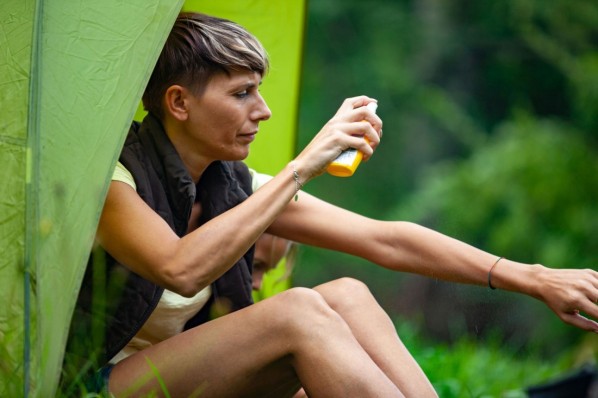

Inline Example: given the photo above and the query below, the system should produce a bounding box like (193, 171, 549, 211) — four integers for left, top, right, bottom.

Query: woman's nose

(253, 94, 272, 121)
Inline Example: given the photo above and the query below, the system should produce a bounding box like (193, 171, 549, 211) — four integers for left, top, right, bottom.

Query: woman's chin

(222, 147, 250, 162)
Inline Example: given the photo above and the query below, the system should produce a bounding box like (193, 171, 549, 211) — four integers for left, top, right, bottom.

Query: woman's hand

(533, 266, 598, 332)
(293, 95, 383, 182)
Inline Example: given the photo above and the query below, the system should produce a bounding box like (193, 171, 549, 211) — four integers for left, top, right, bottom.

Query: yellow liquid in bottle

(326, 138, 369, 177)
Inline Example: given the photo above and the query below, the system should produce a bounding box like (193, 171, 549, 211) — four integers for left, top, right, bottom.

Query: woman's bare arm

(97, 165, 298, 297)
(269, 191, 598, 332)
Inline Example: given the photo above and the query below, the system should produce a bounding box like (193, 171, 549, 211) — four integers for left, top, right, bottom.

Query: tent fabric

(0, 2, 35, 397)
(0, 0, 305, 396)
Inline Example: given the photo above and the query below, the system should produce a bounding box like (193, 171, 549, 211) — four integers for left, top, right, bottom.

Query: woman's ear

(164, 85, 189, 121)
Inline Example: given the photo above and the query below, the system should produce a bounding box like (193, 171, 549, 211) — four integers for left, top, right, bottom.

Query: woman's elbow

(161, 262, 209, 298)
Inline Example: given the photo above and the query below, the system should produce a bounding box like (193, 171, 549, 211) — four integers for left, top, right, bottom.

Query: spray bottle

(326, 101, 378, 177)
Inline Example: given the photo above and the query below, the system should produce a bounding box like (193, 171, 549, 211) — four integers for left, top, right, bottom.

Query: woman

(67, 12, 598, 398)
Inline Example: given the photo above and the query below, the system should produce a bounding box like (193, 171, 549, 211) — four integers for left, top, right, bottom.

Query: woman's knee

(314, 277, 374, 311)
(267, 287, 349, 338)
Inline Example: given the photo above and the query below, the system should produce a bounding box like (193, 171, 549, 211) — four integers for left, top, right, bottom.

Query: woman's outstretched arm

(268, 190, 598, 332)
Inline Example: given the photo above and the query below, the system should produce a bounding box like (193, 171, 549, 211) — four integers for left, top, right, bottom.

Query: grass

(395, 318, 596, 398)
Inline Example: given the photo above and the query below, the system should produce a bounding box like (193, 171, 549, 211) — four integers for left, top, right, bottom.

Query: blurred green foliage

(294, 0, 598, 359)
(252, 258, 292, 302)
(396, 316, 592, 397)
(394, 115, 598, 269)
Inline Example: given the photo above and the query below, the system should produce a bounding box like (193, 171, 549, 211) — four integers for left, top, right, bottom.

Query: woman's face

(183, 69, 272, 163)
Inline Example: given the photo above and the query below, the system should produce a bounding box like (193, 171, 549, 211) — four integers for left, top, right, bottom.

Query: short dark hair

(142, 12, 269, 118)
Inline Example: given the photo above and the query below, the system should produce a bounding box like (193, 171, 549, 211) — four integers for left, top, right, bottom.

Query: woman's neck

(164, 119, 212, 183)
(175, 143, 212, 183)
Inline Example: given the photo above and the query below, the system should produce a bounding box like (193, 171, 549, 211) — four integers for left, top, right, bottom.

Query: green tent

(0, 0, 305, 396)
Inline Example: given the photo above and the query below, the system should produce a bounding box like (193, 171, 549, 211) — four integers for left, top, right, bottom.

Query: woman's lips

(238, 131, 257, 142)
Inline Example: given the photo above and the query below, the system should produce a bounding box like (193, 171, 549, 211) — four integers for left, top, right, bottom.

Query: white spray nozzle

(366, 102, 378, 113)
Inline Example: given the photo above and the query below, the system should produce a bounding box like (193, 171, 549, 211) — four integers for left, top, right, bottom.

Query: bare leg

(314, 278, 438, 398)
(108, 287, 404, 398)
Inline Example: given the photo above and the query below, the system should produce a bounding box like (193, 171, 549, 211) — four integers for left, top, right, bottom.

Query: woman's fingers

(295, 96, 383, 179)
(560, 311, 598, 333)
(334, 95, 375, 116)
(541, 268, 598, 332)
(334, 97, 383, 134)
(331, 97, 383, 151)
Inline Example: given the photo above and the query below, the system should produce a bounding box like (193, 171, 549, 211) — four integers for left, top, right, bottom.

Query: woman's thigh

(107, 288, 318, 398)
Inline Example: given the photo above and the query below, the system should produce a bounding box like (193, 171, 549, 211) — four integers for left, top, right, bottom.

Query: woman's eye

(235, 90, 249, 98)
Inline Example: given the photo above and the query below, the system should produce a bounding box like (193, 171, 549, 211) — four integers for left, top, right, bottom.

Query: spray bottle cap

(366, 102, 378, 113)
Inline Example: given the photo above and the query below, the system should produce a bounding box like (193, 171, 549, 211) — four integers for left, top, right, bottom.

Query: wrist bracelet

(292, 166, 303, 202)
(487, 257, 504, 290)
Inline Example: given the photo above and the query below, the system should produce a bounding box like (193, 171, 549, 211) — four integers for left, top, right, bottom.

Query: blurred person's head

(252, 233, 297, 291)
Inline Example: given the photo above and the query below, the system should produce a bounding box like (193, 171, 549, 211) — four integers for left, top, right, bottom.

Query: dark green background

(294, 0, 598, 358)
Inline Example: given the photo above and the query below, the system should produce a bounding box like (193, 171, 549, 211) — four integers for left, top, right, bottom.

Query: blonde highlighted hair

(143, 12, 269, 118)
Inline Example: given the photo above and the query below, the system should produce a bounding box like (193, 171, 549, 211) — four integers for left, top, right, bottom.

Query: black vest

(65, 114, 255, 378)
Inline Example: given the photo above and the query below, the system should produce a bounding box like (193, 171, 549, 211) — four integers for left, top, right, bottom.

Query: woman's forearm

(272, 195, 542, 297)
(370, 221, 542, 297)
